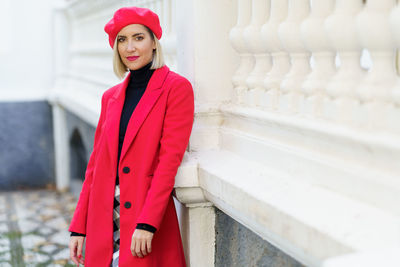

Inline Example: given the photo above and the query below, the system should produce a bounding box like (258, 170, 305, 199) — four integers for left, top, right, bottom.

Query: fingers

(141, 238, 147, 256)
(69, 237, 85, 266)
(77, 238, 85, 264)
(146, 238, 152, 254)
(131, 238, 138, 257)
(69, 238, 80, 266)
(131, 229, 153, 258)
(131, 238, 142, 258)
(135, 238, 143, 258)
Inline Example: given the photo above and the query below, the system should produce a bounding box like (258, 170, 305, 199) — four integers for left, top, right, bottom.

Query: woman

(68, 6, 194, 267)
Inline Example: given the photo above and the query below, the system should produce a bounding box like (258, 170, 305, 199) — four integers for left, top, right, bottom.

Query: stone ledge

(191, 149, 400, 267)
(219, 103, 400, 216)
(321, 246, 400, 267)
(48, 89, 101, 127)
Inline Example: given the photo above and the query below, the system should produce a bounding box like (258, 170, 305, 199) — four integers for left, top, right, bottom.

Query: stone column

(52, 104, 70, 192)
(49, 1, 70, 191)
(173, 157, 216, 267)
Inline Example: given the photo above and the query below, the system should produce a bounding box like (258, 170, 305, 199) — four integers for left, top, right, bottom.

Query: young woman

(68, 6, 194, 267)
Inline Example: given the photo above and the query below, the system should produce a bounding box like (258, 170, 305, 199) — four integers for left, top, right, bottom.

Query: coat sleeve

(68, 92, 108, 235)
(135, 78, 195, 230)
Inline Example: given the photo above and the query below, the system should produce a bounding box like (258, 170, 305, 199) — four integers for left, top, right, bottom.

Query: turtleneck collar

(128, 61, 154, 89)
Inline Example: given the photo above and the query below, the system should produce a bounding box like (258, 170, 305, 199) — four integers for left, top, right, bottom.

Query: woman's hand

(69, 236, 85, 266)
(131, 229, 154, 258)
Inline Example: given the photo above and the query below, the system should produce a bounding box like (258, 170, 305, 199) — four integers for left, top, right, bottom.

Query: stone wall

(0, 101, 54, 190)
(215, 208, 304, 267)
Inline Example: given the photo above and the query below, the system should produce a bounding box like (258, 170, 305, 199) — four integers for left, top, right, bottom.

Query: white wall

(0, 0, 54, 101)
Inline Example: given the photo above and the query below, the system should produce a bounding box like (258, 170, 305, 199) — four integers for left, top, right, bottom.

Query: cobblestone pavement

(0, 189, 78, 267)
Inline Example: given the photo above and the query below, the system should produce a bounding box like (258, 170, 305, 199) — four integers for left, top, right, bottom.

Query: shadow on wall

(70, 128, 87, 183)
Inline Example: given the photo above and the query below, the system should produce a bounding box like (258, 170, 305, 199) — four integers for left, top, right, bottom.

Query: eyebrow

(117, 33, 145, 38)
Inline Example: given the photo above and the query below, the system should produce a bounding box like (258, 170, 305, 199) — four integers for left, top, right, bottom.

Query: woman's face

(117, 24, 156, 70)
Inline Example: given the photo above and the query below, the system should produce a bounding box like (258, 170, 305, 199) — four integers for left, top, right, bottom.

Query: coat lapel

(104, 65, 170, 170)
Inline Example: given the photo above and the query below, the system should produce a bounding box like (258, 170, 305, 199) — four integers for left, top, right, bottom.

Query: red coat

(68, 65, 194, 267)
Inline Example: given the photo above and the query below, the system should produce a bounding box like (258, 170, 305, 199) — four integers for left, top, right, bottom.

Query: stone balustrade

(230, 0, 400, 131)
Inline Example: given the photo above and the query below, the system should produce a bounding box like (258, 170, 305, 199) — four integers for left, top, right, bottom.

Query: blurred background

(1, 0, 400, 266)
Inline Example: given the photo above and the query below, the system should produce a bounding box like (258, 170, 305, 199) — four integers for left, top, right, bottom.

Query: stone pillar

(49, 0, 70, 192)
(52, 104, 70, 191)
(173, 157, 216, 267)
(177, 0, 237, 151)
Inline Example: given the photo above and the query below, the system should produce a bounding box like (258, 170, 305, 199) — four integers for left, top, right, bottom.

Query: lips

(127, 56, 139, 61)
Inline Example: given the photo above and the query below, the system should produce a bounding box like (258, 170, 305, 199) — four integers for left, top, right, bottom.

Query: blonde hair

(113, 27, 165, 80)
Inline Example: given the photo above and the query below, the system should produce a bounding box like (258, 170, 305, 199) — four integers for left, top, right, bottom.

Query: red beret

(104, 6, 162, 49)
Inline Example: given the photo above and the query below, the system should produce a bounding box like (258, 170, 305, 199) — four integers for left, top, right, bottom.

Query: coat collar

(105, 64, 170, 169)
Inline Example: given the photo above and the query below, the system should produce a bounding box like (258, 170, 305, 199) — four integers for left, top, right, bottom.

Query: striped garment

(111, 175, 120, 267)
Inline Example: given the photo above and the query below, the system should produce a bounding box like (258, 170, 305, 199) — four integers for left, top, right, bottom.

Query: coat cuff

(70, 231, 86, 237)
(136, 223, 157, 233)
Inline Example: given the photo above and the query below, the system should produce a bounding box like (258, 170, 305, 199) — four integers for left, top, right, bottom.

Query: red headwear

(104, 6, 162, 49)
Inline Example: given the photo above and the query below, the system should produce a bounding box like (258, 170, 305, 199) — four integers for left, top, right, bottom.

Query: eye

(117, 37, 125, 42)
(136, 36, 144, 41)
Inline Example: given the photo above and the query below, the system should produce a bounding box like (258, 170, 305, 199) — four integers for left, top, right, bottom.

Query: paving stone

(39, 208, 62, 218)
(0, 233, 8, 246)
(52, 248, 70, 261)
(8, 214, 18, 222)
(21, 234, 46, 250)
(41, 243, 58, 254)
(22, 251, 36, 263)
(0, 250, 11, 261)
(17, 220, 38, 234)
(23, 250, 51, 263)
(44, 217, 68, 231)
(0, 241, 9, 253)
(52, 261, 70, 267)
(0, 189, 78, 265)
(49, 230, 70, 244)
(36, 226, 56, 236)
(0, 224, 7, 233)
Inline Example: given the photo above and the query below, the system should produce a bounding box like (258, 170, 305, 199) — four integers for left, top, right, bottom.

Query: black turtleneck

(117, 60, 155, 167)
(70, 61, 157, 238)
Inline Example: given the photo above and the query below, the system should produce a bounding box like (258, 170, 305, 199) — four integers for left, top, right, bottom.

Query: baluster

(261, 0, 290, 111)
(389, 2, 400, 134)
(229, 0, 254, 105)
(325, 0, 365, 125)
(301, 0, 335, 119)
(243, 0, 272, 107)
(355, 0, 397, 130)
(278, 0, 311, 114)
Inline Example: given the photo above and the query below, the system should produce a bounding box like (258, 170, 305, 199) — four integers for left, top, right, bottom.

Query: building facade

(1, 0, 400, 266)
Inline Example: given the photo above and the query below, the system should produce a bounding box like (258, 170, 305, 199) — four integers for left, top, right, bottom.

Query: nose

(126, 40, 136, 52)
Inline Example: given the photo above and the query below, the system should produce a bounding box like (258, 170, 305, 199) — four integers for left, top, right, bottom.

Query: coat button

(124, 201, 131, 209)
(122, 167, 130, 173)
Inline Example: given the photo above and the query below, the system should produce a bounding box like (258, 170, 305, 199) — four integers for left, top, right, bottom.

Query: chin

(127, 62, 144, 71)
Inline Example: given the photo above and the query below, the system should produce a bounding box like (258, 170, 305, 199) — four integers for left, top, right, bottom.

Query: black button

(122, 167, 130, 173)
(124, 201, 131, 209)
